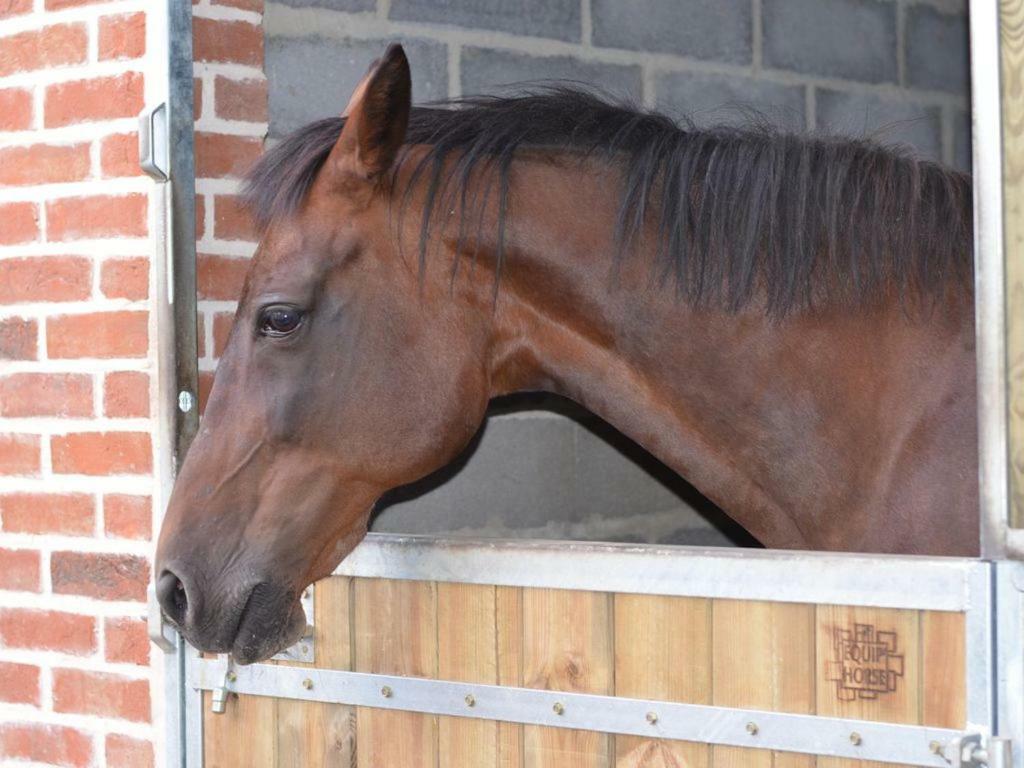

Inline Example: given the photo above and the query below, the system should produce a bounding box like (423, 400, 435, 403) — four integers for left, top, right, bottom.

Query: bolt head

(646, 712, 658, 725)
(850, 733, 862, 746)
(301, 678, 313, 690)
(746, 722, 759, 736)
(381, 686, 393, 698)
(552, 702, 565, 715)
(465, 694, 476, 707)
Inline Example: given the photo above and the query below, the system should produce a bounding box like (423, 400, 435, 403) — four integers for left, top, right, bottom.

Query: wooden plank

(438, 582, 499, 768)
(1002, 0, 1024, 527)
(497, 585, 524, 768)
(711, 600, 816, 768)
(921, 611, 966, 729)
(522, 588, 613, 768)
(613, 594, 711, 768)
(354, 578, 438, 768)
(275, 576, 355, 768)
(203, 690, 276, 768)
(815, 606, 920, 725)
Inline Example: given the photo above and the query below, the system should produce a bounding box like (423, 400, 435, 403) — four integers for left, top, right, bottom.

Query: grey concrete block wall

(263, 0, 972, 546)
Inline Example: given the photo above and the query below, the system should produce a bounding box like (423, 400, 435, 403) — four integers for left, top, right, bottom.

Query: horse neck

(479, 158, 978, 554)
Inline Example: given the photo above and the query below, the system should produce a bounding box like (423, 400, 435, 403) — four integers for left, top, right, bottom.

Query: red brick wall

(0, 0, 266, 765)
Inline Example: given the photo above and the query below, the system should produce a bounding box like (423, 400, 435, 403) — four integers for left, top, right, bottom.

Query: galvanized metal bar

(969, 0, 1011, 556)
(188, 656, 965, 767)
(965, 562, 997, 734)
(995, 562, 1024, 768)
(184, 645, 206, 767)
(334, 534, 982, 611)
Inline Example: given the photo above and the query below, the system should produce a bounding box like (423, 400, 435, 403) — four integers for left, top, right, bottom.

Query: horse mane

(243, 87, 973, 315)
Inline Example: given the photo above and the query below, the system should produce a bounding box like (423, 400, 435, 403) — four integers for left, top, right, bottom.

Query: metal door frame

(152, 0, 1023, 765)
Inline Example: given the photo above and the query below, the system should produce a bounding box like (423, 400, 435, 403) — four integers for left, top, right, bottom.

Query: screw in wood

(301, 678, 313, 690)
(226, 672, 237, 683)
(930, 742, 945, 756)
(552, 702, 565, 716)
(850, 733, 862, 747)
(381, 686, 393, 698)
(746, 722, 759, 736)
(646, 712, 658, 725)
(464, 694, 476, 707)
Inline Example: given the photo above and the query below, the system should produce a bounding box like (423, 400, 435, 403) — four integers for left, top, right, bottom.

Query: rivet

(646, 712, 658, 725)
(299, 645, 309, 655)
(301, 678, 313, 690)
(850, 732, 862, 747)
(226, 672, 237, 683)
(465, 694, 476, 707)
(930, 742, 945, 756)
(381, 686, 393, 698)
(552, 702, 565, 716)
(746, 722, 759, 736)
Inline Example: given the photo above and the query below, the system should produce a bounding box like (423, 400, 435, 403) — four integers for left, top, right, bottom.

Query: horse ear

(332, 44, 411, 183)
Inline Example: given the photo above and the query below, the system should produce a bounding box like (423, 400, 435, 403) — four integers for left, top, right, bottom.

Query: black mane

(243, 87, 972, 314)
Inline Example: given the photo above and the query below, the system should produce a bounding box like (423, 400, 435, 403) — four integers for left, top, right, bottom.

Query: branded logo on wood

(826, 623, 904, 701)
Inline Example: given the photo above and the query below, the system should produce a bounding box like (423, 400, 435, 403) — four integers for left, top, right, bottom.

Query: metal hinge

(946, 735, 1012, 768)
(139, 102, 169, 181)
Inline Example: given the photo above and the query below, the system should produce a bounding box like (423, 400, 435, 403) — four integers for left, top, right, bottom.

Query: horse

(156, 44, 977, 664)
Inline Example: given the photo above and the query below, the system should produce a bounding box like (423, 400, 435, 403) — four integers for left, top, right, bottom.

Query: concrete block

(816, 88, 942, 161)
(592, 0, 751, 64)
(763, 0, 897, 83)
(272, 0, 375, 11)
(460, 47, 642, 101)
(654, 70, 805, 128)
(267, 36, 448, 137)
(905, 4, 968, 94)
(389, 0, 581, 42)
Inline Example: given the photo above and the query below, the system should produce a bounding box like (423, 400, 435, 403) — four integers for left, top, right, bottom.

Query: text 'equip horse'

(156, 45, 976, 663)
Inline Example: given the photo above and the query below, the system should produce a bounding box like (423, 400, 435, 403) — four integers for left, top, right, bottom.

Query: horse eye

(258, 305, 304, 338)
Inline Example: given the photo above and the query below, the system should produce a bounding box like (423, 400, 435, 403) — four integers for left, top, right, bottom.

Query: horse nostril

(156, 569, 190, 627)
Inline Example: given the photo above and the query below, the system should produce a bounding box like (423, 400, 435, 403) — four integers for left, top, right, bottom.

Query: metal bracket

(139, 102, 169, 181)
(947, 735, 1012, 768)
(210, 657, 236, 715)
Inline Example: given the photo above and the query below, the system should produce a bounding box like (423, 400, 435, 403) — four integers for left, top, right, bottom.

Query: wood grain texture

(522, 588, 613, 768)
(921, 611, 966, 729)
(614, 594, 711, 768)
(203, 690, 276, 768)
(497, 585, 525, 768)
(354, 578, 438, 768)
(1002, 0, 1024, 526)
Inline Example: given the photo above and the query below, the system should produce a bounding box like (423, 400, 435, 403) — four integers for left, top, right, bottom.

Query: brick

(194, 132, 262, 178)
(0, 373, 93, 417)
(0, 723, 92, 768)
(195, 194, 206, 240)
(0, 662, 39, 705)
(460, 47, 641, 101)
(0, 608, 96, 654)
(0, 548, 39, 591)
(655, 71, 805, 127)
(0, 23, 87, 77)
(45, 72, 145, 128)
(763, 0, 897, 83)
(0, 317, 36, 360)
(0, 0, 31, 19)
(104, 616, 149, 665)
(104, 371, 149, 418)
(0, 143, 90, 186)
(214, 75, 268, 122)
(0, 202, 39, 244)
(213, 312, 234, 357)
(0, 493, 95, 535)
(198, 254, 250, 300)
(100, 133, 141, 178)
(100, 257, 149, 299)
(46, 0, 108, 8)
(53, 668, 150, 722)
(390, 0, 579, 41)
(51, 431, 152, 475)
(593, 0, 749, 62)
(99, 12, 146, 61)
(0, 256, 91, 303)
(105, 734, 154, 768)
(906, 5, 968, 94)
(816, 88, 942, 162)
(213, 194, 256, 241)
(104, 493, 151, 541)
(52, 551, 149, 602)
(0, 433, 39, 475)
(193, 17, 263, 66)
(194, 77, 203, 121)
(197, 311, 206, 358)
(47, 310, 148, 358)
(268, 36, 446, 137)
(0, 88, 33, 130)
(46, 193, 147, 240)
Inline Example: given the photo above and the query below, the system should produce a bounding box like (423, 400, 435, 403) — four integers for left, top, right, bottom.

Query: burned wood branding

(825, 623, 904, 701)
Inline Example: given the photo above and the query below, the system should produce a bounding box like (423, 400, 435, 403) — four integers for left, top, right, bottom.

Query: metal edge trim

(188, 656, 963, 768)
(333, 533, 980, 611)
